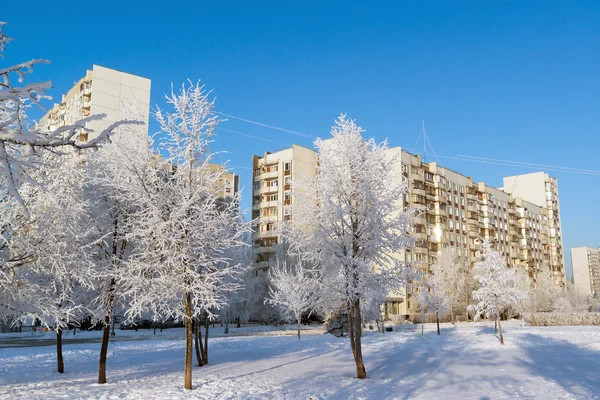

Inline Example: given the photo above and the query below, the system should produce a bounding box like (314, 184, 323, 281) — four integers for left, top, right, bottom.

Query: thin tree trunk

(98, 314, 111, 384)
(98, 276, 116, 385)
(495, 316, 497, 333)
(297, 314, 301, 339)
(202, 317, 209, 365)
(56, 328, 64, 374)
(197, 317, 205, 365)
(353, 299, 367, 379)
(194, 318, 202, 366)
(436, 312, 440, 335)
(73, 326, 76, 336)
(236, 316, 241, 328)
(184, 291, 193, 389)
(498, 315, 504, 345)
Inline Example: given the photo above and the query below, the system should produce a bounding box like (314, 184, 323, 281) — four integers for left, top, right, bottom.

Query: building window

(284, 162, 291, 171)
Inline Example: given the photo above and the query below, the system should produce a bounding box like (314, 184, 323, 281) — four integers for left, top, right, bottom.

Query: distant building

(570, 247, 600, 297)
(38, 65, 151, 139)
(209, 163, 240, 201)
(250, 145, 317, 271)
(250, 144, 566, 316)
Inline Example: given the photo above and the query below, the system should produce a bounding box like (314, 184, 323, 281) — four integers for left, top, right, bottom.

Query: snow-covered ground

(1, 321, 599, 399)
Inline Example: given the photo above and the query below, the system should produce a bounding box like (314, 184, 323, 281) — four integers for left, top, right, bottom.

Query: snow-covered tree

(10, 153, 94, 374)
(417, 272, 449, 335)
(265, 259, 319, 339)
(469, 239, 527, 344)
(0, 22, 138, 207)
(83, 105, 150, 385)
(286, 115, 415, 379)
(0, 22, 139, 336)
(430, 248, 473, 322)
(115, 82, 249, 390)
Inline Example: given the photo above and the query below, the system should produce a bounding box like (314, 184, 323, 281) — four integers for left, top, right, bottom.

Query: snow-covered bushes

(524, 312, 600, 326)
(391, 314, 408, 325)
(323, 307, 348, 337)
(552, 298, 573, 314)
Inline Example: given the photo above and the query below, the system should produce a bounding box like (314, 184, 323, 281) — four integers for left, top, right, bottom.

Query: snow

(2, 321, 599, 399)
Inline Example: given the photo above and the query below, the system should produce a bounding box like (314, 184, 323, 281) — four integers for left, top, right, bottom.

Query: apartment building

(250, 144, 566, 316)
(38, 65, 151, 139)
(208, 164, 240, 201)
(570, 247, 600, 297)
(251, 145, 317, 271)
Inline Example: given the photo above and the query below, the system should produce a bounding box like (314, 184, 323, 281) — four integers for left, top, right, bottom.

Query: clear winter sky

(4, 1, 600, 278)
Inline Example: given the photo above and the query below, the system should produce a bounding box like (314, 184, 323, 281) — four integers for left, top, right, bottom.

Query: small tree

(286, 115, 415, 378)
(469, 239, 527, 345)
(117, 82, 249, 390)
(430, 248, 472, 322)
(417, 272, 449, 335)
(265, 259, 319, 339)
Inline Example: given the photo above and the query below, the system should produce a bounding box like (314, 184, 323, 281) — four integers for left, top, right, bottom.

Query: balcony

(413, 231, 427, 241)
(254, 261, 270, 269)
(412, 188, 426, 197)
(468, 228, 479, 238)
(252, 246, 276, 254)
(413, 215, 426, 225)
(259, 200, 279, 208)
(259, 186, 279, 195)
(258, 230, 278, 238)
(259, 215, 278, 224)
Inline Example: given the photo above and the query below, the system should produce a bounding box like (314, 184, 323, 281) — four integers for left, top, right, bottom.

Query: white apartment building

(251, 145, 317, 270)
(570, 247, 600, 297)
(251, 144, 566, 317)
(38, 65, 151, 139)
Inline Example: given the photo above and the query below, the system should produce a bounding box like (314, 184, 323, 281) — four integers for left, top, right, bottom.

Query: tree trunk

(495, 316, 497, 333)
(153, 322, 156, 335)
(436, 312, 440, 335)
(236, 316, 241, 328)
(73, 326, 76, 336)
(498, 316, 504, 345)
(450, 307, 454, 324)
(56, 328, 64, 373)
(98, 315, 111, 384)
(194, 318, 202, 367)
(202, 317, 209, 365)
(184, 291, 193, 389)
(348, 300, 367, 379)
(297, 314, 301, 339)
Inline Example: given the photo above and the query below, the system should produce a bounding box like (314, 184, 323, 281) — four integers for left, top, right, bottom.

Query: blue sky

(4, 1, 600, 277)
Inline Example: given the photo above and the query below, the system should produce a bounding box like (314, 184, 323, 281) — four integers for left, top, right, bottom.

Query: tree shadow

(517, 333, 600, 399)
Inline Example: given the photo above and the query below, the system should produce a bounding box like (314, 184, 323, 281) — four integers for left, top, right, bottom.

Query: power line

(217, 127, 291, 147)
(214, 111, 600, 178)
(214, 111, 316, 139)
(439, 154, 600, 176)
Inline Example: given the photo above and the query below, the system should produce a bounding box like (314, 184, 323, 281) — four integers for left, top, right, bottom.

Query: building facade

(570, 247, 600, 297)
(38, 65, 151, 139)
(251, 145, 317, 271)
(251, 145, 566, 315)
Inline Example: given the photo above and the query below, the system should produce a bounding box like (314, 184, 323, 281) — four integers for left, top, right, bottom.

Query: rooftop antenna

(422, 121, 427, 163)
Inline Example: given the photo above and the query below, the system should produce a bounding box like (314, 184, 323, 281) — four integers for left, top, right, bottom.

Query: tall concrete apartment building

(251, 144, 566, 316)
(251, 145, 317, 270)
(570, 247, 600, 297)
(39, 65, 151, 139)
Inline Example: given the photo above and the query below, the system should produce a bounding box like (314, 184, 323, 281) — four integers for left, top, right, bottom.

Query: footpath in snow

(1, 321, 599, 400)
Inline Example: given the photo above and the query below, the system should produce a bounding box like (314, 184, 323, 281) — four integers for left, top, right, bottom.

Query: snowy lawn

(1, 321, 599, 399)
